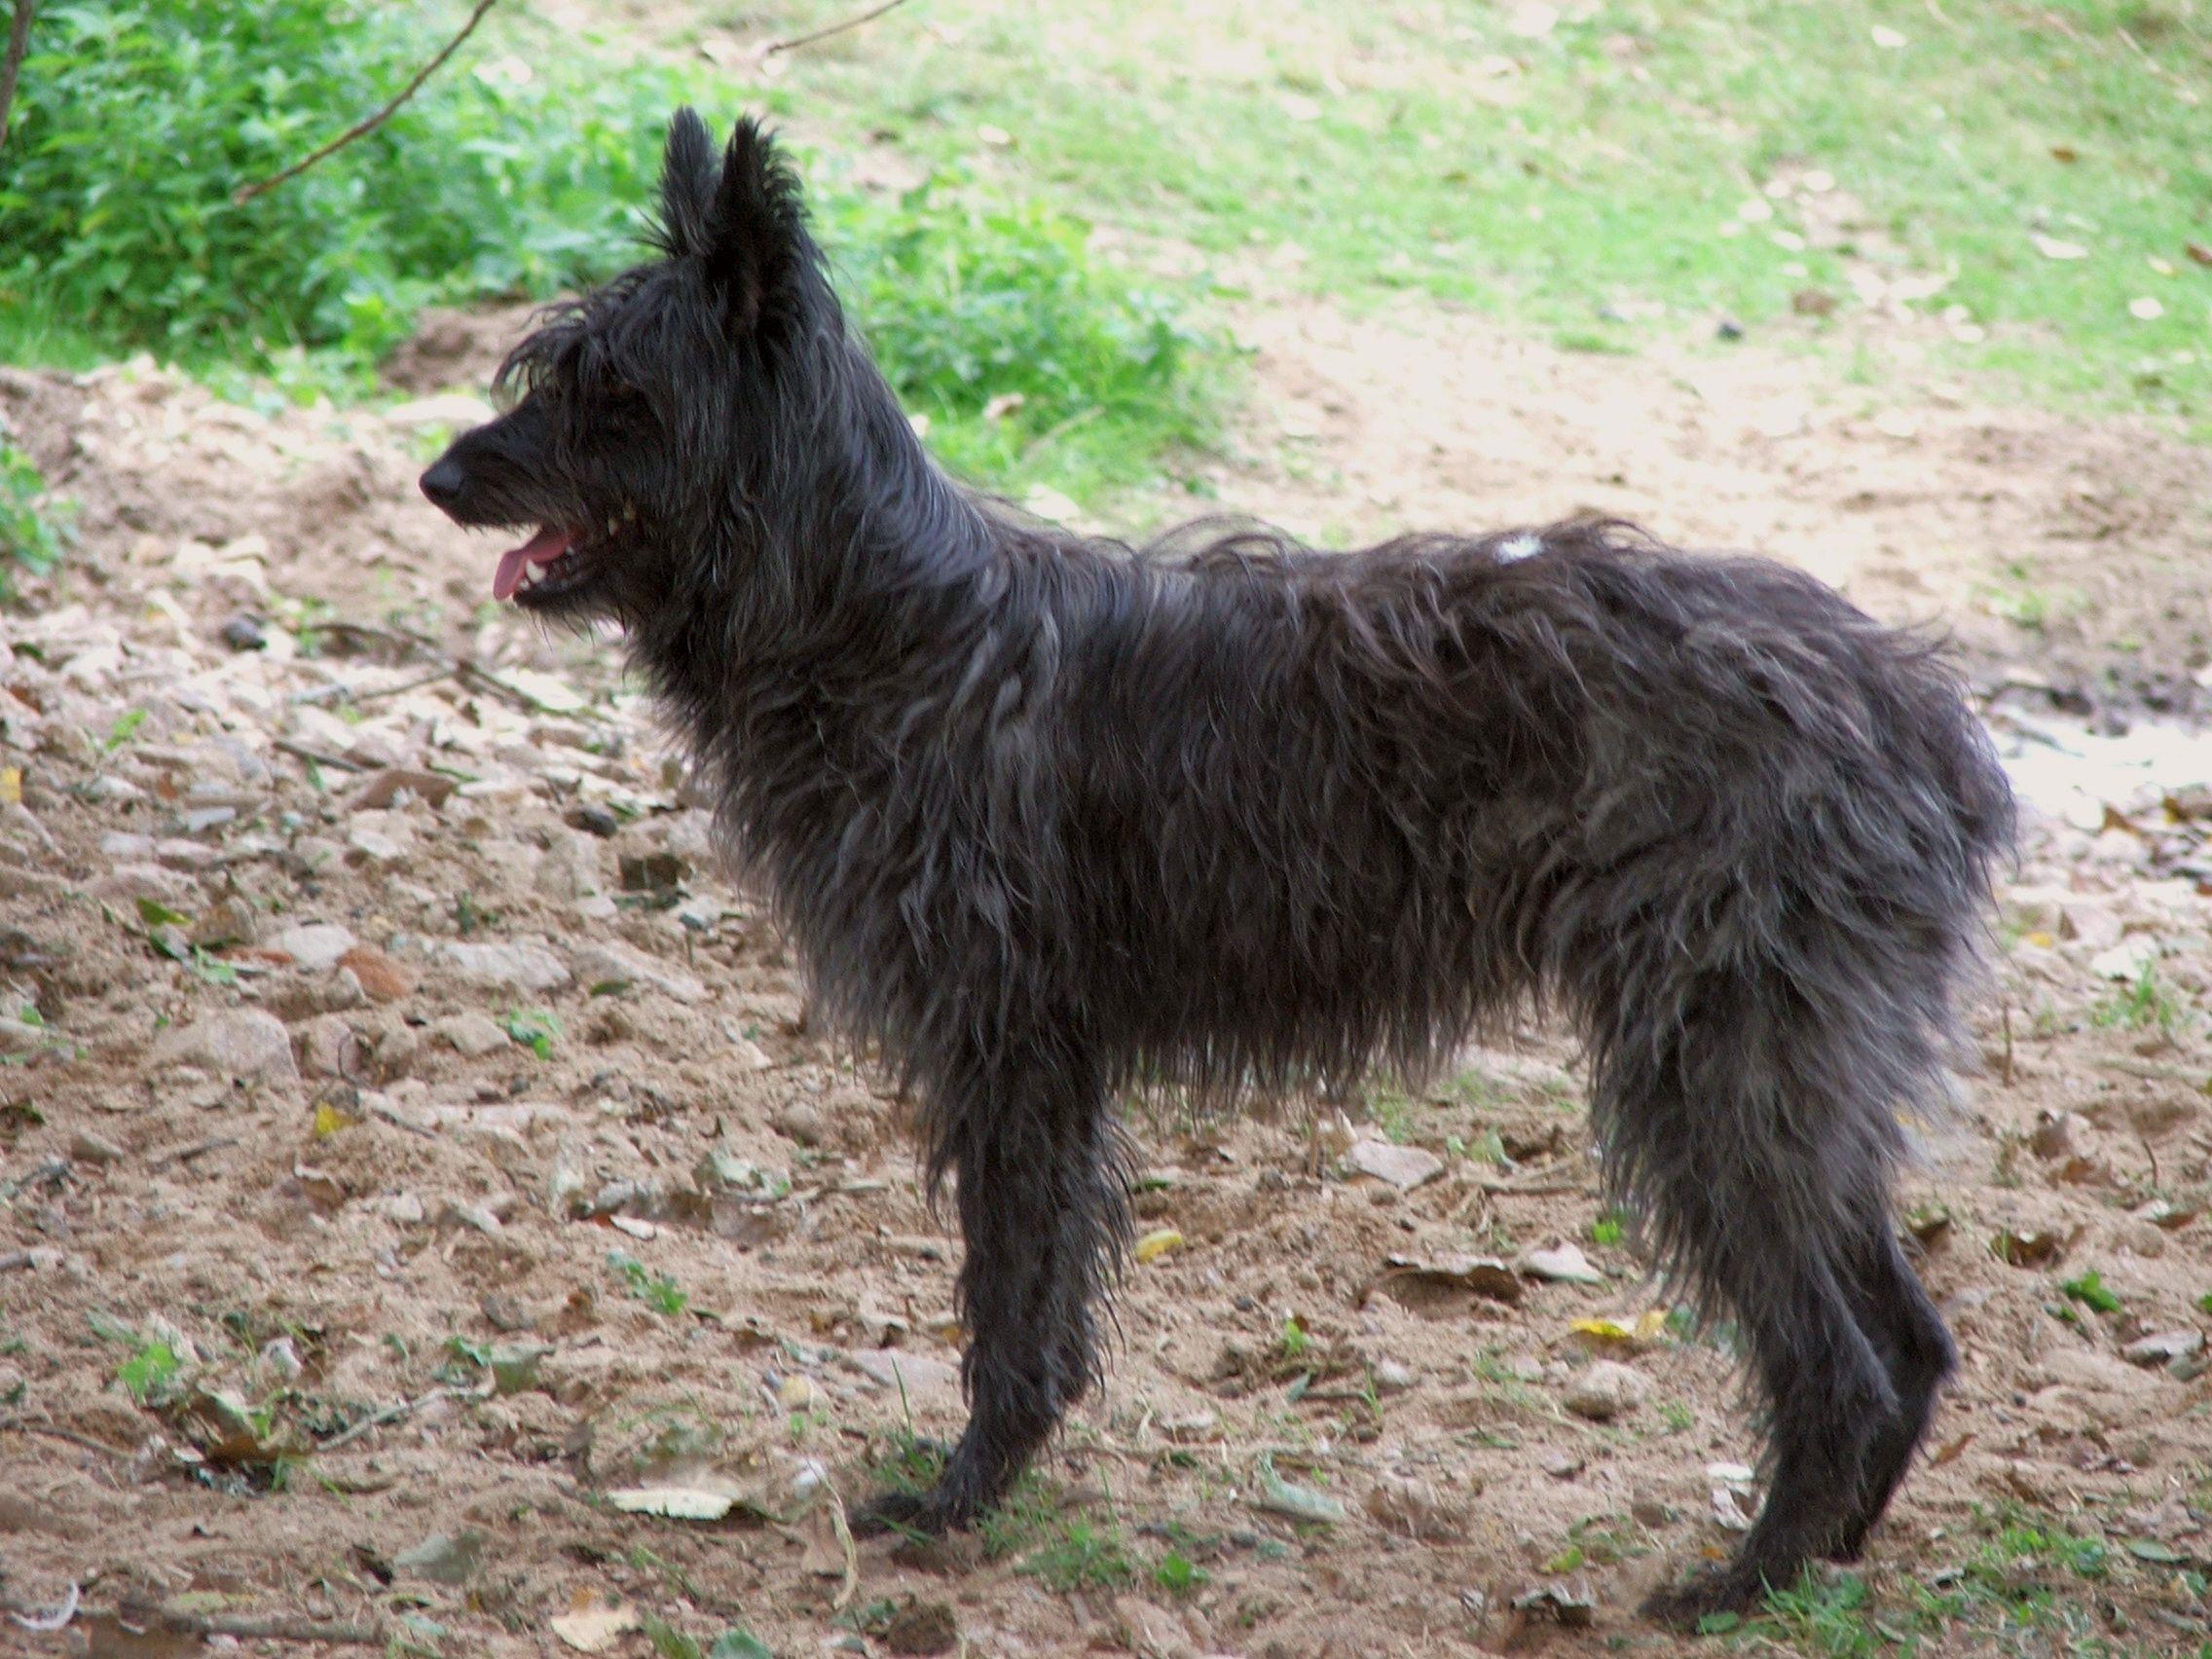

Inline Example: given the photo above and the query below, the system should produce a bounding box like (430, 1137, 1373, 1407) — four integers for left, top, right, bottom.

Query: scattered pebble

(1563, 1360, 1648, 1421)
(149, 1010, 298, 1083)
(1345, 1138, 1443, 1190)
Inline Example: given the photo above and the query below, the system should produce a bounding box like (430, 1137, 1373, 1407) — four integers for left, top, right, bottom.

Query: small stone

(70, 1129, 126, 1165)
(772, 1101, 828, 1147)
(430, 1012, 510, 1057)
(150, 1010, 299, 1083)
(384, 1192, 426, 1226)
(536, 829, 605, 899)
(1563, 1360, 1647, 1421)
(265, 922, 358, 974)
(852, 1349, 961, 1408)
(1373, 1358, 1416, 1394)
(2058, 900, 2123, 951)
(369, 1018, 419, 1082)
(2090, 939, 2158, 982)
(339, 944, 414, 1003)
(320, 967, 365, 1012)
(1715, 317, 1746, 341)
(567, 802, 621, 838)
(2121, 1330, 2202, 1367)
(393, 1528, 486, 1586)
(298, 1014, 361, 1079)
(1521, 1240, 1605, 1284)
(481, 1293, 534, 1332)
(220, 614, 266, 651)
(385, 392, 496, 429)
(440, 938, 570, 992)
(2029, 1110, 2085, 1160)
(618, 851, 686, 892)
(572, 940, 703, 1004)
(190, 896, 259, 949)
(1345, 1138, 1444, 1191)
(94, 862, 192, 904)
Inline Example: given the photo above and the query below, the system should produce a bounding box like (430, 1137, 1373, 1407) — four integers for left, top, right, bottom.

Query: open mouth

(494, 524, 599, 606)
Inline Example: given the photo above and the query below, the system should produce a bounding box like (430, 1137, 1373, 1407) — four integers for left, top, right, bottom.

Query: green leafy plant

(2, 1, 683, 373)
(2060, 1271, 2121, 1313)
(823, 171, 1224, 490)
(118, 1338, 182, 1403)
(503, 1008, 560, 1060)
(0, 440, 72, 599)
(608, 1250, 688, 1316)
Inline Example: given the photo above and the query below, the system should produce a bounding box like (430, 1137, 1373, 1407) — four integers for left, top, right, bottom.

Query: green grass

(1709, 1508, 2200, 1657)
(746, 0, 2211, 428)
(2090, 962, 2191, 1037)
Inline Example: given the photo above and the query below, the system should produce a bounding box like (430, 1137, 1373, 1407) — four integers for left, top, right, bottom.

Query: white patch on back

(1496, 533, 1544, 564)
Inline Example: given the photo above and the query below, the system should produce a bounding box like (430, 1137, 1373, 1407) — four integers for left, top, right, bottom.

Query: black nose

(419, 457, 466, 509)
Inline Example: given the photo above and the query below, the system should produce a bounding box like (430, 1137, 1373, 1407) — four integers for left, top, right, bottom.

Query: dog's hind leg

(1597, 982, 1912, 1628)
(855, 1035, 1124, 1533)
(1826, 1229, 1955, 1562)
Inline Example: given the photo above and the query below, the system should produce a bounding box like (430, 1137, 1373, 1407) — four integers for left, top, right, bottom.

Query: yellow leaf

(1570, 1317, 1634, 1344)
(312, 1102, 357, 1138)
(0, 766, 18, 805)
(2024, 930, 2055, 947)
(1636, 1309, 1669, 1342)
(1133, 1228, 1183, 1265)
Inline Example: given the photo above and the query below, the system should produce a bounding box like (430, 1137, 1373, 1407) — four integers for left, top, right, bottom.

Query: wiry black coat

(421, 110, 2015, 1623)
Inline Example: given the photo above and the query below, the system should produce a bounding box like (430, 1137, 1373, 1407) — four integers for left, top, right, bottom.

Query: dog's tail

(1525, 525, 2012, 1591)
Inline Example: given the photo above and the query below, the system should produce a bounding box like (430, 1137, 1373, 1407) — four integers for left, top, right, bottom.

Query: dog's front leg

(856, 1038, 1123, 1534)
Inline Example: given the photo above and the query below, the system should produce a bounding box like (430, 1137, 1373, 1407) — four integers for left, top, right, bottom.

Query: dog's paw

(1640, 1566, 1764, 1632)
(851, 1485, 972, 1539)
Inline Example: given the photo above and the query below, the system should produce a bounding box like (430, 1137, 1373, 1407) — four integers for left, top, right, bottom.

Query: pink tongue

(493, 527, 575, 601)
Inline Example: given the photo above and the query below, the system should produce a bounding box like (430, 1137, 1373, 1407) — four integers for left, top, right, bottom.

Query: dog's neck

(629, 335, 1038, 814)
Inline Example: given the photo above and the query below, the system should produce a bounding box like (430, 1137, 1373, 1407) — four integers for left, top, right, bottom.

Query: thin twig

(114, 1599, 387, 1647)
(0, 1417, 133, 1459)
(274, 738, 371, 773)
(763, 0, 914, 56)
(145, 1134, 240, 1171)
(233, 0, 499, 203)
(316, 1382, 484, 1453)
(0, 0, 33, 150)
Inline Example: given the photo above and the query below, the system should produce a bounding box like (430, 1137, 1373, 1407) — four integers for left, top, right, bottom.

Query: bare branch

(763, 0, 915, 57)
(0, 0, 36, 150)
(233, 0, 499, 204)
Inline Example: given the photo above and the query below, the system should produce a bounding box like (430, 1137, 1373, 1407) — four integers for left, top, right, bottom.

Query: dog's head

(418, 109, 829, 625)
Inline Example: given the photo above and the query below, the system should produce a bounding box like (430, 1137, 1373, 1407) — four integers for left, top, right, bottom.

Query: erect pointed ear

(656, 108, 719, 258)
(701, 116, 806, 336)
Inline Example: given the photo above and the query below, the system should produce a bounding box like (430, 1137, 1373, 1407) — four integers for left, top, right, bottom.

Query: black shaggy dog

(421, 110, 2013, 1623)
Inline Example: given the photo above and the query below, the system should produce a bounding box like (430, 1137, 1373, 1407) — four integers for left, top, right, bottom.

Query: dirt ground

(3, 273, 2212, 1659)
